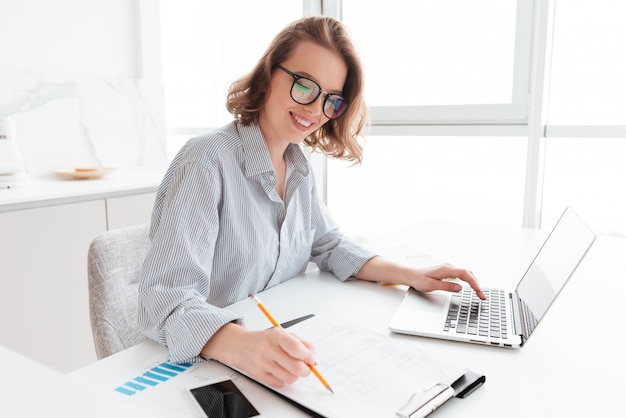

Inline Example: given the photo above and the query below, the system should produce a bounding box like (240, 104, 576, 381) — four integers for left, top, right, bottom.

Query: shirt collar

(238, 121, 310, 178)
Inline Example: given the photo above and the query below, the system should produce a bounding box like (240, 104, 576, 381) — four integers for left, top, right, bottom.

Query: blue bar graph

(144, 371, 169, 382)
(114, 362, 193, 396)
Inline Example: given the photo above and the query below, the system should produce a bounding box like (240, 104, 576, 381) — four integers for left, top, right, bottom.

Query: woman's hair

(226, 15, 368, 164)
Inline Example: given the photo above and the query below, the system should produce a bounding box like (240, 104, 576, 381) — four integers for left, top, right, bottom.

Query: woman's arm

(354, 256, 486, 299)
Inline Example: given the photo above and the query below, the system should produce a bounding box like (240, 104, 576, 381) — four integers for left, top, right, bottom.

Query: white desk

(0, 346, 77, 417)
(63, 222, 626, 417)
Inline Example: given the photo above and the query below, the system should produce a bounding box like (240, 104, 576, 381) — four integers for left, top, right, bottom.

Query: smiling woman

(255, 41, 351, 158)
(137, 15, 484, 392)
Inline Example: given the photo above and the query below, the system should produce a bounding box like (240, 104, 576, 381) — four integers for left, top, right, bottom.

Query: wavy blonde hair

(226, 15, 368, 164)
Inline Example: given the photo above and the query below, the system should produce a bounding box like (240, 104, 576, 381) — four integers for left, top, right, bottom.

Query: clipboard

(263, 314, 486, 418)
(394, 371, 486, 418)
(396, 382, 455, 418)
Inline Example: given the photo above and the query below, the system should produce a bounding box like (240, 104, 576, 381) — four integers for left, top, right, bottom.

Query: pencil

(250, 295, 334, 394)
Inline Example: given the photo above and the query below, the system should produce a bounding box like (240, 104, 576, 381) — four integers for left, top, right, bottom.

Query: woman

(138, 15, 484, 389)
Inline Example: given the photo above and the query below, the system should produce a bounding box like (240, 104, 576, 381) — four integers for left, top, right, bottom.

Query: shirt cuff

(327, 241, 378, 282)
(165, 307, 245, 364)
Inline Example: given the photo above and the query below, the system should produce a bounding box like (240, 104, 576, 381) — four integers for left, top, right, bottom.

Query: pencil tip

(327, 386, 335, 394)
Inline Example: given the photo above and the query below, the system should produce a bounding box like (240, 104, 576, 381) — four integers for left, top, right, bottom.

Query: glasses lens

(324, 94, 349, 119)
(291, 78, 320, 105)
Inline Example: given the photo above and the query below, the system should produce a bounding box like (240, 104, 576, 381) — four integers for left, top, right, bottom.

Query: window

(327, 136, 527, 238)
(326, 0, 534, 236)
(542, 138, 626, 236)
(342, 0, 532, 124)
(344, 0, 518, 107)
(547, 0, 626, 125)
(327, 0, 626, 237)
(541, 0, 626, 235)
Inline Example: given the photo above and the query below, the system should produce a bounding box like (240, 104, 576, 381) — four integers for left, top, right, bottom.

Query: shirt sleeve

(137, 161, 244, 364)
(308, 181, 377, 281)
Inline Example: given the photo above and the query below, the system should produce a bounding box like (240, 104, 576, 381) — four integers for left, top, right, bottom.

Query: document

(259, 314, 467, 417)
(63, 316, 468, 418)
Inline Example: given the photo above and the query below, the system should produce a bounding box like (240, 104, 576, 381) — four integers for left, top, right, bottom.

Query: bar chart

(114, 362, 193, 396)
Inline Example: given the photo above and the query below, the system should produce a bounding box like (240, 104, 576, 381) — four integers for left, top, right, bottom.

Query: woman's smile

(291, 112, 314, 130)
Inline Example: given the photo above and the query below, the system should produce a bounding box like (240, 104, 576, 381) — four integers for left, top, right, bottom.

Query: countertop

(0, 169, 164, 212)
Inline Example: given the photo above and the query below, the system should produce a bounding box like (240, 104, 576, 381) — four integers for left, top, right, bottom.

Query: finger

(259, 371, 286, 388)
(428, 265, 485, 300)
(446, 267, 486, 300)
(290, 333, 315, 356)
(255, 336, 310, 385)
(248, 329, 309, 383)
(460, 272, 485, 299)
(266, 359, 304, 385)
(265, 333, 313, 379)
(431, 279, 463, 294)
(279, 333, 316, 366)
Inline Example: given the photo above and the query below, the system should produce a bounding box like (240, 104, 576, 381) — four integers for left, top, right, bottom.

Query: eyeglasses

(276, 65, 349, 120)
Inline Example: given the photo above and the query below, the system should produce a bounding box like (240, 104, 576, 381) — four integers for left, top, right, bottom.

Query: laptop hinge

(510, 291, 525, 345)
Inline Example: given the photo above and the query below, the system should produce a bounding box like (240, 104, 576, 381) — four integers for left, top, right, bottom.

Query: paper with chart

(62, 342, 272, 418)
(271, 315, 467, 418)
(62, 316, 467, 417)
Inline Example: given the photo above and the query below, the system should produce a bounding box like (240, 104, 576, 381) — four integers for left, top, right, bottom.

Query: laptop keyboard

(444, 287, 508, 339)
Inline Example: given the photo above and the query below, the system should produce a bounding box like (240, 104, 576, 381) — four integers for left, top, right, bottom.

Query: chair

(87, 224, 151, 359)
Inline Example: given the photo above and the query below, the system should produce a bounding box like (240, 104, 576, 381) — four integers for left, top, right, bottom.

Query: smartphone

(188, 377, 260, 418)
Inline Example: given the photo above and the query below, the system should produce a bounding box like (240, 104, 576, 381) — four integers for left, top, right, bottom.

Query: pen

(250, 295, 334, 394)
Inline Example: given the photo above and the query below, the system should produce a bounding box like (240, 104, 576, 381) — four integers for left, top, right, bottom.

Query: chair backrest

(87, 224, 151, 359)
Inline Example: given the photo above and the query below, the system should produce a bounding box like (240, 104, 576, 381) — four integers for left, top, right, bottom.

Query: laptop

(389, 207, 596, 348)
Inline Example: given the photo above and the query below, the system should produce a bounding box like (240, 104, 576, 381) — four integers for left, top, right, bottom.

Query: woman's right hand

(201, 322, 316, 388)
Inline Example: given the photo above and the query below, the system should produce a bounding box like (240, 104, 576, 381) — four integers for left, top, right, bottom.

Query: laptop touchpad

(399, 289, 448, 315)
(412, 292, 448, 313)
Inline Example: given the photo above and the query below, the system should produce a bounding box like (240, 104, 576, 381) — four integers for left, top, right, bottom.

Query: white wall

(0, 0, 168, 179)
(0, 0, 138, 77)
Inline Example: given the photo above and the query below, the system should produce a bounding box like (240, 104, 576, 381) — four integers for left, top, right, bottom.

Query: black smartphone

(188, 378, 260, 418)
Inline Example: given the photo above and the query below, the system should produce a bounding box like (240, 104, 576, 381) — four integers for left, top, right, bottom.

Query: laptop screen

(515, 208, 596, 336)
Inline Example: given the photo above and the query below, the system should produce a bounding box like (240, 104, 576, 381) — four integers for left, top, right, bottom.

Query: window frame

(345, 0, 535, 126)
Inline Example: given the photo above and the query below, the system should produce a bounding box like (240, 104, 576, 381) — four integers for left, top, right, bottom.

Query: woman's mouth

(292, 113, 313, 129)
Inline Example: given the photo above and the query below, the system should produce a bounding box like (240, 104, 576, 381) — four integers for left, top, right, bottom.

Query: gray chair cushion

(87, 224, 151, 359)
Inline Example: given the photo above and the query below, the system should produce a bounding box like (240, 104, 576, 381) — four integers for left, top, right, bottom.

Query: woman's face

(258, 40, 347, 149)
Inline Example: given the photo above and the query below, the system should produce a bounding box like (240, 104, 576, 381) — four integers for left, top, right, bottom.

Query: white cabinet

(0, 191, 156, 373)
(0, 201, 106, 373)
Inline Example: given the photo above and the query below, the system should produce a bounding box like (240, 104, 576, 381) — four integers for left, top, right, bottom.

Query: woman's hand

(201, 323, 316, 388)
(355, 256, 486, 300)
(407, 263, 486, 300)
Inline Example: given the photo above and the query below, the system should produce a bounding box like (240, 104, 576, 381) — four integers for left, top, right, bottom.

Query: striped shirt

(137, 121, 376, 363)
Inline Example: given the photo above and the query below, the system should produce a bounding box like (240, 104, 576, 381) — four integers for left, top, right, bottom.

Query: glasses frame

(276, 65, 349, 119)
